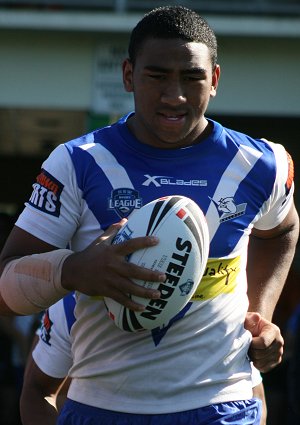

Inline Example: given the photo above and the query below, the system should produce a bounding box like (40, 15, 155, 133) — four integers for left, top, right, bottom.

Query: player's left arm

(248, 201, 299, 320)
(246, 201, 299, 372)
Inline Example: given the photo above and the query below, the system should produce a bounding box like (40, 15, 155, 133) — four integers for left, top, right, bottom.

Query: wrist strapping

(0, 249, 73, 315)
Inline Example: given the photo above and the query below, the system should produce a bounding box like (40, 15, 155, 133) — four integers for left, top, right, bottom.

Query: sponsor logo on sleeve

(40, 309, 53, 346)
(285, 151, 294, 196)
(28, 169, 63, 217)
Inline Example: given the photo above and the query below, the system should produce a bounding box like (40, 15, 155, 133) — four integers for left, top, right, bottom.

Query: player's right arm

(0, 223, 164, 316)
(20, 336, 66, 425)
(0, 226, 57, 315)
(0, 143, 165, 316)
(20, 294, 74, 424)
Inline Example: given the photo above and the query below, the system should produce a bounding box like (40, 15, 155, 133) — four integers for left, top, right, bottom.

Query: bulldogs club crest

(108, 188, 142, 218)
(209, 196, 247, 223)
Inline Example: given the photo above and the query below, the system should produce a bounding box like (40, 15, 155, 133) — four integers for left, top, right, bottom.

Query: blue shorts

(57, 398, 262, 425)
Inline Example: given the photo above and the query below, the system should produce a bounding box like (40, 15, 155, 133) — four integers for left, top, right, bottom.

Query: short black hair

(128, 5, 218, 67)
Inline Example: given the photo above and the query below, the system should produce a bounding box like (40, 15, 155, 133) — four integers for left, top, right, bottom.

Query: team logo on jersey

(40, 309, 53, 346)
(108, 188, 142, 218)
(209, 196, 247, 223)
(142, 175, 207, 187)
(179, 279, 194, 296)
(28, 169, 63, 217)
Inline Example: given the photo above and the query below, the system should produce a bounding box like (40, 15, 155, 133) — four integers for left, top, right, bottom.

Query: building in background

(0, 0, 299, 210)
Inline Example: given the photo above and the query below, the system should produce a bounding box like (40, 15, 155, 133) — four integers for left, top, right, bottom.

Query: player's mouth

(158, 111, 187, 125)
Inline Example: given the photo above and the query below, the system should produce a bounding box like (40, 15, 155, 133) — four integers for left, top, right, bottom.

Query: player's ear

(210, 64, 220, 98)
(123, 59, 134, 92)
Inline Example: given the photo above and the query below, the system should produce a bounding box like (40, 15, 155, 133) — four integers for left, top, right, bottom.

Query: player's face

(123, 37, 220, 149)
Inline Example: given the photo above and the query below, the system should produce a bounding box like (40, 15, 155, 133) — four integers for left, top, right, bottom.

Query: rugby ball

(104, 195, 209, 332)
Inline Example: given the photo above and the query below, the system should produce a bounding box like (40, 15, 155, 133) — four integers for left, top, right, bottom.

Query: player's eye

(183, 74, 205, 81)
(148, 73, 166, 80)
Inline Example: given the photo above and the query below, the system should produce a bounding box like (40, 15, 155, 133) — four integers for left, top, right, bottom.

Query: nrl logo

(112, 224, 133, 245)
(112, 223, 135, 262)
(209, 196, 247, 223)
(108, 188, 142, 218)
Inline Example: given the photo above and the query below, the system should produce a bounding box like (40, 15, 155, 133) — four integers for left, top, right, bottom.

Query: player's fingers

(249, 340, 283, 362)
(105, 276, 162, 311)
(252, 358, 282, 373)
(250, 325, 284, 351)
(113, 235, 161, 255)
(249, 338, 284, 372)
(244, 312, 261, 336)
(97, 219, 128, 244)
(112, 259, 166, 284)
(107, 266, 164, 302)
(251, 350, 283, 373)
(107, 289, 147, 312)
(251, 335, 284, 355)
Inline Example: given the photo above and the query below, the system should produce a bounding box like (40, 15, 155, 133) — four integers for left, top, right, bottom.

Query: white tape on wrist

(0, 249, 73, 315)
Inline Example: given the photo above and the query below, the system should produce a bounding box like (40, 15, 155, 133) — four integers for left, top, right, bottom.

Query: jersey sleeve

(253, 142, 294, 230)
(15, 144, 82, 248)
(32, 298, 73, 378)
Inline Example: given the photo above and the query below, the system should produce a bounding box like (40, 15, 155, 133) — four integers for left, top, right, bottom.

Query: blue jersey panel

(63, 115, 280, 257)
(63, 293, 76, 334)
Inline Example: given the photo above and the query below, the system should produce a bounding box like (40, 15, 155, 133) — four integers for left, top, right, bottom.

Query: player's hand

(61, 219, 165, 311)
(245, 312, 284, 373)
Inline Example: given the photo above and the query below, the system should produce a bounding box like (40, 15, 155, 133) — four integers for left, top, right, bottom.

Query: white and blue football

(104, 195, 209, 332)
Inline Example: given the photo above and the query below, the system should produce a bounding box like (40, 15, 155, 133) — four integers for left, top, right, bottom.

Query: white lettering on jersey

(142, 175, 207, 187)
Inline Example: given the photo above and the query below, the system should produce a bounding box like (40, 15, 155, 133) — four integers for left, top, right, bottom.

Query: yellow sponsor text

(192, 256, 240, 301)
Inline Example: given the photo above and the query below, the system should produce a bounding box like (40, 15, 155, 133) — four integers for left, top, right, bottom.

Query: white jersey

(33, 293, 262, 383)
(16, 114, 293, 413)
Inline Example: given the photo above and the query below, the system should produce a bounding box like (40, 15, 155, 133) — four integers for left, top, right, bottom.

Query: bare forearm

(20, 391, 58, 425)
(247, 215, 299, 320)
(20, 357, 65, 425)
